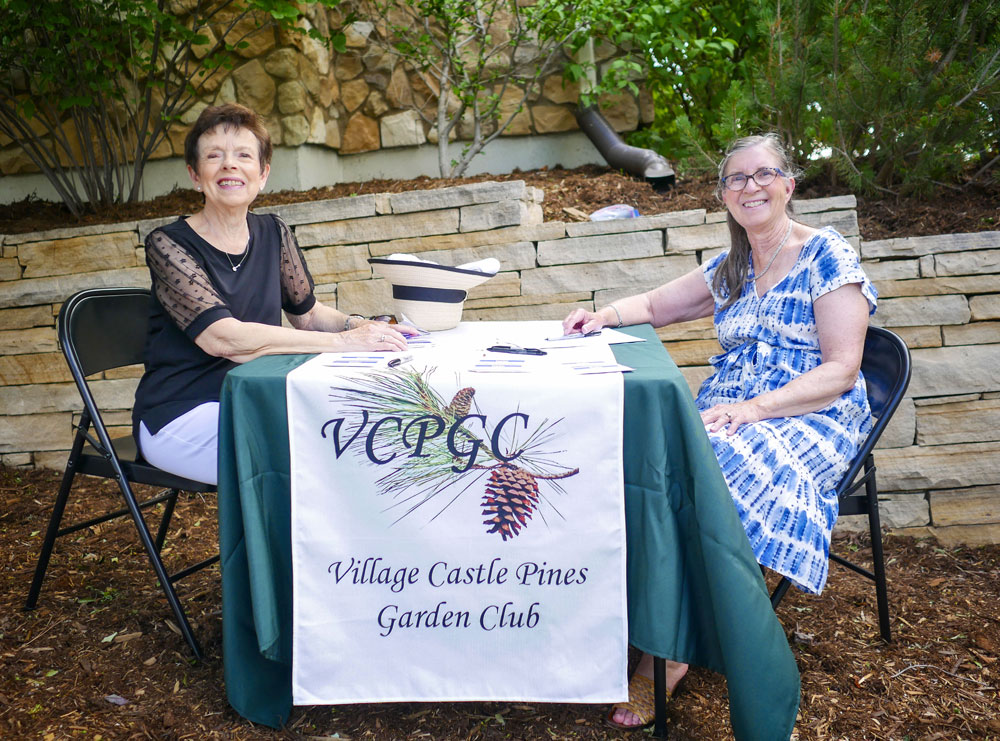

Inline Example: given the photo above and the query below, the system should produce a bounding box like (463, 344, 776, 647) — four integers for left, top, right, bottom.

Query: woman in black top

(133, 103, 414, 484)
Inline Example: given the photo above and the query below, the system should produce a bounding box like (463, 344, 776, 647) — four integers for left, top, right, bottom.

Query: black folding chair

(25, 287, 219, 659)
(768, 325, 912, 643)
(650, 325, 911, 738)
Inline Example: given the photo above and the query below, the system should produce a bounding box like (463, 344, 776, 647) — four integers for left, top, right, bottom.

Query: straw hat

(369, 255, 498, 330)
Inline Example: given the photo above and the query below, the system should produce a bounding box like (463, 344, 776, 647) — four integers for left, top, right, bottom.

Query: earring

(196, 186, 201, 191)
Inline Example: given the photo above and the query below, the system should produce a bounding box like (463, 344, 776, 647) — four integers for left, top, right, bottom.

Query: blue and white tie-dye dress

(697, 226, 878, 595)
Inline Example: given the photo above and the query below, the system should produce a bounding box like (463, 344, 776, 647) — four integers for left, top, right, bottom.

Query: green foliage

(584, 0, 765, 162)
(0, 0, 345, 216)
(744, 0, 1000, 194)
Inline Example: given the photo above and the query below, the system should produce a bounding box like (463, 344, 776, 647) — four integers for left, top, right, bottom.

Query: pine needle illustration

(328, 366, 578, 539)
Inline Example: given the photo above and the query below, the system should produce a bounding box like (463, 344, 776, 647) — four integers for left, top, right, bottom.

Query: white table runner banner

(288, 321, 628, 704)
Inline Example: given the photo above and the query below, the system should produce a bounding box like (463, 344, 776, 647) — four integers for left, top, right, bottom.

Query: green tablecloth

(218, 324, 800, 739)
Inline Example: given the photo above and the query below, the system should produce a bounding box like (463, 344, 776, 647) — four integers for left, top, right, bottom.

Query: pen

(387, 354, 413, 368)
(487, 345, 547, 356)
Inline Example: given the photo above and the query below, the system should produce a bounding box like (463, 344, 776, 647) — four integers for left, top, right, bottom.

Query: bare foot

(608, 655, 688, 728)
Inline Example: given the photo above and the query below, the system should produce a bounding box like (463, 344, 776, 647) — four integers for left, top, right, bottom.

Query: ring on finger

(724, 411, 733, 421)
(379, 334, 386, 343)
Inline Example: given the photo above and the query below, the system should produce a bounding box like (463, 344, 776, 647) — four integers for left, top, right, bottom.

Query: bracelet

(606, 304, 624, 328)
(344, 313, 365, 332)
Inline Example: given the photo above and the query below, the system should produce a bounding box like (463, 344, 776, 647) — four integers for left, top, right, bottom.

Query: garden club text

(328, 556, 589, 638)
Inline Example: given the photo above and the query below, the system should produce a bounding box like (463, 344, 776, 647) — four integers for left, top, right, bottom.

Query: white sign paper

(288, 321, 628, 705)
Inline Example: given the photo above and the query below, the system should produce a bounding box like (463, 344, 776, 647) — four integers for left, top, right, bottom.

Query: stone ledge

(565, 210, 705, 237)
(863, 231, 1000, 260)
(389, 181, 527, 214)
(256, 194, 378, 226)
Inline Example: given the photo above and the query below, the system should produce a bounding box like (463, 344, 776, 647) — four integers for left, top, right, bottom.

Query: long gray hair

(712, 133, 802, 309)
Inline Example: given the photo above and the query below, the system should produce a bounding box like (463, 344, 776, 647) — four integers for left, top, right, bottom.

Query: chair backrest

(839, 325, 912, 489)
(58, 287, 152, 378)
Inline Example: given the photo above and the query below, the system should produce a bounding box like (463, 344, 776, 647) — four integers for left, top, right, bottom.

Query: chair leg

(863, 460, 891, 643)
(652, 656, 669, 739)
(154, 489, 180, 553)
(770, 577, 792, 609)
(114, 476, 204, 660)
(25, 431, 87, 609)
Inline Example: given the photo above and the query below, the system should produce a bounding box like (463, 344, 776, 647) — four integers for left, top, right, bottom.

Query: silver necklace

(751, 220, 793, 283)
(224, 236, 252, 272)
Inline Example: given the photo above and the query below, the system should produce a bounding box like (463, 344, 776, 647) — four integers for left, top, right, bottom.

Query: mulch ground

(1, 165, 998, 239)
(2, 165, 999, 738)
(2, 465, 999, 740)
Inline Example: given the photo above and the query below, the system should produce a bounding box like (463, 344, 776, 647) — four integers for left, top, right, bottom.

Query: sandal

(605, 671, 684, 731)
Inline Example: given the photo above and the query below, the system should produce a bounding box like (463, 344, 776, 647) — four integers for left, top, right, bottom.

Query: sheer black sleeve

(145, 229, 232, 335)
(274, 215, 317, 315)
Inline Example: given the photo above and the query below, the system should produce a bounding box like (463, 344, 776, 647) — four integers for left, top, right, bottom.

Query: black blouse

(133, 212, 316, 441)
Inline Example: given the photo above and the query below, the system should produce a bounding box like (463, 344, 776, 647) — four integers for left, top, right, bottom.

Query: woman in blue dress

(563, 133, 877, 730)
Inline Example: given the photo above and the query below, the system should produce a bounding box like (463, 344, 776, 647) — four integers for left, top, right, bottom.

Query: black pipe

(575, 105, 675, 191)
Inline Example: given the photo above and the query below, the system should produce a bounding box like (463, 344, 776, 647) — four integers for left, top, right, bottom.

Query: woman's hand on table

(562, 308, 606, 336)
(702, 401, 765, 436)
(338, 320, 414, 352)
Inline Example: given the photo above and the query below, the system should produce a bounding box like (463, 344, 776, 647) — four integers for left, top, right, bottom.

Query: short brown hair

(184, 103, 273, 173)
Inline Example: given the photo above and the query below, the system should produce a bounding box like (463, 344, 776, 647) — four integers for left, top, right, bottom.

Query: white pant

(139, 402, 219, 486)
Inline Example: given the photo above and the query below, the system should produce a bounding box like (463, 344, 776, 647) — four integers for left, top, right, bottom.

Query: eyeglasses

(369, 314, 397, 324)
(720, 167, 787, 191)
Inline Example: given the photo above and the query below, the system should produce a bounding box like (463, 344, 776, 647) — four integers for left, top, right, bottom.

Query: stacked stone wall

(1, 181, 998, 545)
(0, 10, 647, 176)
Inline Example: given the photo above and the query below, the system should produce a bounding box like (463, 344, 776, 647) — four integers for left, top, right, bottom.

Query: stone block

(389, 182, 528, 215)
(875, 398, 915, 449)
(664, 339, 718, 367)
(930, 485, 1000, 527)
(792, 195, 857, 213)
(415, 242, 536, 272)
(33, 450, 70, 471)
(679, 365, 713, 397)
(0, 452, 32, 467)
(889, 326, 942, 349)
(282, 114, 310, 146)
(0, 378, 136, 416)
(0, 257, 19, 281)
(138, 216, 178, 243)
(872, 274, 998, 298)
(460, 201, 525, 233)
(531, 104, 577, 133)
(19, 231, 139, 278)
(0, 412, 71, 453)
(705, 210, 728, 224)
(0, 352, 72, 385)
(0, 268, 149, 310)
(374, 223, 565, 257)
(296, 210, 459, 248)
(916, 398, 1000, 446)
(919, 254, 935, 277)
(796, 210, 859, 237)
(909, 344, 1000, 397)
(465, 290, 588, 310)
(667, 222, 729, 252)
(380, 110, 427, 148)
(862, 231, 1000, 260)
(341, 112, 379, 153)
(943, 321, 1000, 345)
(565, 210, 705, 238)
(336, 278, 392, 316)
(0, 305, 54, 330)
(835, 493, 930, 533)
(920, 522, 1000, 547)
(537, 232, 663, 267)
(862, 259, 920, 283)
(0, 326, 57, 355)
(463, 301, 589, 322)
(934, 248, 1000, 276)
(256, 195, 378, 227)
(970, 295, 1000, 321)
(103, 364, 143, 380)
(301, 243, 372, 283)
(654, 316, 717, 342)
(873, 295, 970, 327)
(875, 441, 1000, 491)
(3, 220, 140, 246)
(467, 272, 520, 300)
(521, 255, 697, 296)
(232, 59, 276, 116)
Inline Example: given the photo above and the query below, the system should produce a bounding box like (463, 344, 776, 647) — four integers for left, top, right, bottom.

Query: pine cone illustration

(482, 464, 540, 540)
(445, 387, 475, 418)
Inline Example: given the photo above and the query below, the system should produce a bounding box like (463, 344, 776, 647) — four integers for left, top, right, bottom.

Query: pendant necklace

(224, 235, 252, 272)
(751, 220, 793, 283)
